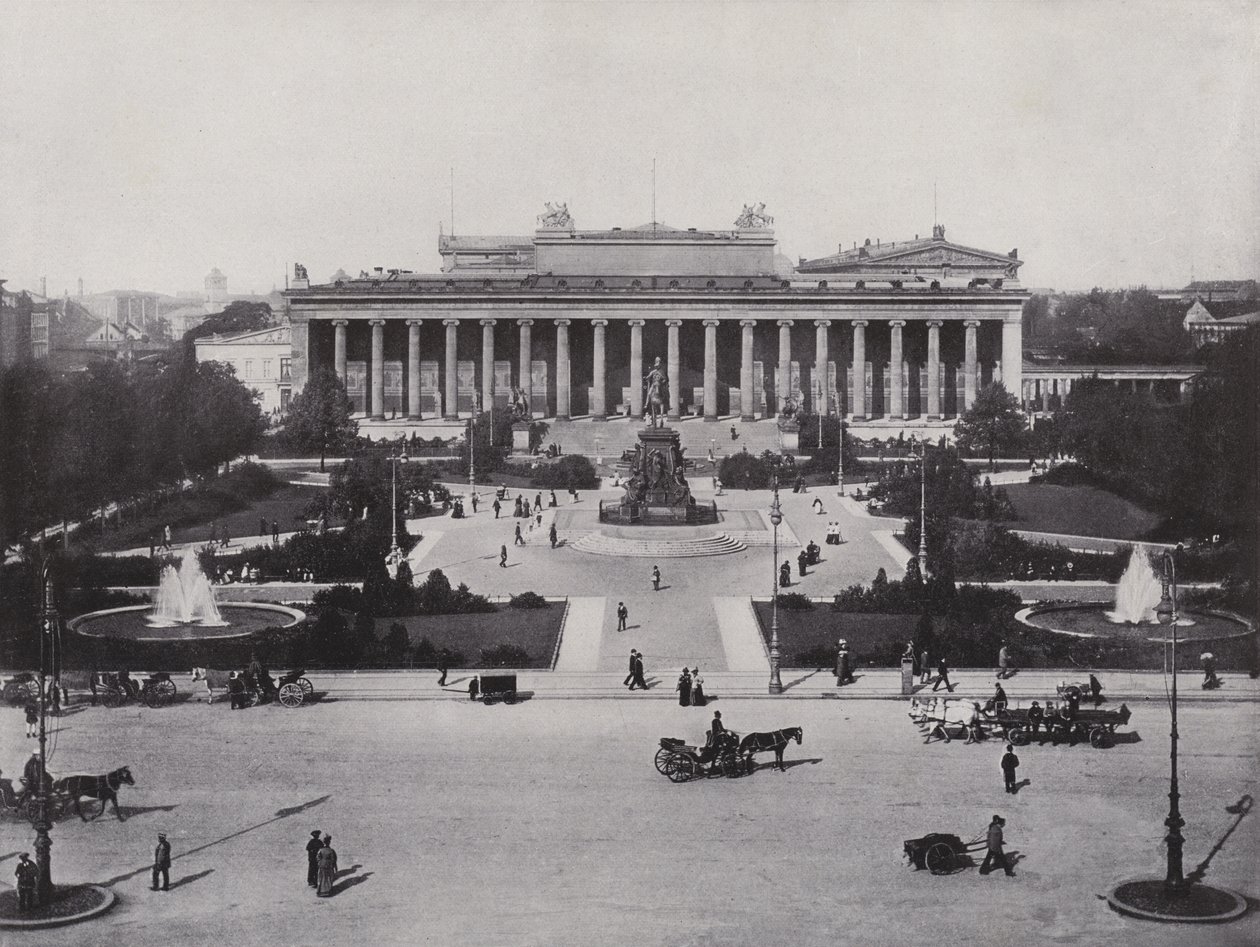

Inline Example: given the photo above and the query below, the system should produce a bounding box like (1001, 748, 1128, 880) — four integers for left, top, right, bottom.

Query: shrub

(509, 591, 549, 609)
(794, 644, 837, 667)
(777, 592, 815, 611)
(412, 636, 465, 668)
(479, 642, 532, 667)
(719, 452, 772, 490)
(530, 454, 599, 489)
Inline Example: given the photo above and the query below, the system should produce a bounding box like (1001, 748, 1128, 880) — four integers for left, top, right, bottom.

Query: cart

(904, 833, 987, 875)
(1008, 703, 1131, 748)
(478, 673, 519, 705)
(2, 673, 40, 706)
(98, 672, 178, 708)
(653, 734, 746, 782)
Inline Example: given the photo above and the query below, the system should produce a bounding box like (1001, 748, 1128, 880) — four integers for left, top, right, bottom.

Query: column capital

(554, 319, 571, 327)
(703, 318, 720, 328)
(406, 318, 422, 328)
(852, 320, 868, 328)
(813, 319, 832, 328)
(443, 318, 460, 327)
(740, 319, 757, 328)
(369, 318, 386, 327)
(331, 318, 348, 327)
(777, 319, 794, 328)
(963, 319, 981, 328)
(665, 318, 682, 328)
(591, 319, 609, 328)
(480, 318, 497, 327)
(627, 318, 645, 328)
(926, 319, 943, 329)
(889, 319, 906, 329)
(516, 318, 534, 327)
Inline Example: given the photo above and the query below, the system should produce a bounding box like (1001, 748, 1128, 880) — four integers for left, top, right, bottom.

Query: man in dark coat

(514, 524, 525, 546)
(1001, 744, 1020, 793)
(932, 658, 955, 692)
(624, 650, 638, 689)
(632, 652, 647, 691)
(500, 545, 508, 568)
(437, 650, 449, 687)
(1027, 701, 1044, 740)
(549, 523, 558, 548)
(152, 833, 171, 891)
(979, 816, 1014, 876)
(779, 560, 791, 588)
(797, 549, 808, 577)
(306, 830, 324, 886)
(616, 602, 629, 632)
(14, 853, 37, 911)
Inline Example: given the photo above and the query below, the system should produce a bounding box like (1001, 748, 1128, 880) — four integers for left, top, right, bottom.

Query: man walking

(651, 565, 661, 591)
(437, 650, 449, 687)
(997, 642, 1012, 679)
(272, 519, 280, 546)
(932, 657, 955, 692)
(14, 853, 37, 911)
(1001, 744, 1021, 794)
(306, 829, 324, 887)
(549, 523, 558, 549)
(152, 832, 171, 891)
(979, 815, 1014, 876)
(616, 601, 628, 632)
(493, 498, 501, 519)
(632, 651, 648, 691)
(514, 523, 525, 546)
(499, 544, 508, 568)
(470, 493, 479, 514)
(624, 649, 638, 689)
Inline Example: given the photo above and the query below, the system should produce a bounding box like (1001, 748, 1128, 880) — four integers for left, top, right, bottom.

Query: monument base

(601, 425, 717, 525)
(511, 422, 531, 454)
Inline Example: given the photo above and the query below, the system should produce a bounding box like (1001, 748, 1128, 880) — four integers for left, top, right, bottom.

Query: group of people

(623, 650, 648, 690)
(226, 655, 277, 709)
(676, 667, 708, 706)
(305, 830, 339, 897)
(823, 522, 844, 544)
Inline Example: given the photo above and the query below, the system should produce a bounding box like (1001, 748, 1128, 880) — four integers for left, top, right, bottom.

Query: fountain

(1104, 547, 1162, 625)
(148, 547, 227, 626)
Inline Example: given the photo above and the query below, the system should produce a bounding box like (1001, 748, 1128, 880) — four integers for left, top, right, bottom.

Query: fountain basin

(1017, 603, 1253, 643)
(70, 603, 305, 642)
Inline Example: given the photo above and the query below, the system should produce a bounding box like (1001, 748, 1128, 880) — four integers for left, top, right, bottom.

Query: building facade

(284, 210, 1027, 430)
(194, 325, 293, 414)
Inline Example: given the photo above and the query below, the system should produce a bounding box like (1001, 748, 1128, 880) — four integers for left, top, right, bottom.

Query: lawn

(376, 602, 566, 669)
(751, 602, 917, 668)
(1000, 483, 1162, 540)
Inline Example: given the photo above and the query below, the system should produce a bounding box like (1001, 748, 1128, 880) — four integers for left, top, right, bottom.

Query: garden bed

(377, 602, 566, 669)
(751, 602, 918, 668)
(1000, 483, 1162, 540)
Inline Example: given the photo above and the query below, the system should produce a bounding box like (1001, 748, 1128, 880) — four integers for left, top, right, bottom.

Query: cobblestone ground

(3, 696, 1256, 946)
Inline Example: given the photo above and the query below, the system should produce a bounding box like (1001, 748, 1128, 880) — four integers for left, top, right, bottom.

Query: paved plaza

(4, 695, 1256, 946)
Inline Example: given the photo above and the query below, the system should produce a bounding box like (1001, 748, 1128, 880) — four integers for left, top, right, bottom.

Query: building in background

(194, 324, 293, 414)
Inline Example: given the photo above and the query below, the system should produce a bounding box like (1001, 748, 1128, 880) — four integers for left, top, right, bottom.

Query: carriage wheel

(720, 755, 742, 779)
(22, 794, 43, 823)
(925, 842, 959, 875)
(297, 677, 314, 696)
(1089, 726, 1112, 749)
(666, 755, 696, 783)
(1, 682, 19, 706)
(1009, 727, 1030, 747)
(146, 679, 177, 707)
(278, 683, 304, 708)
(654, 748, 676, 775)
(1063, 685, 1083, 702)
(101, 687, 123, 709)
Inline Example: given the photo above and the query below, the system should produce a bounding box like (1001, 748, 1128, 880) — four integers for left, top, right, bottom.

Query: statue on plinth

(509, 385, 530, 422)
(537, 201, 573, 229)
(643, 356, 669, 429)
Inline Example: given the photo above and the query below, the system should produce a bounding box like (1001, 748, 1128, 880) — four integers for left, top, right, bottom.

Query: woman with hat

(676, 668, 692, 707)
(316, 834, 338, 897)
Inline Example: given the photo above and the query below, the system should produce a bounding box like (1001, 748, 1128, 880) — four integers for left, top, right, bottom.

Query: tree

(955, 383, 1026, 469)
(283, 369, 358, 471)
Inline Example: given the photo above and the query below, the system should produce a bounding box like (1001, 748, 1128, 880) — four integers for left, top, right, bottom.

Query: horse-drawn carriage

(904, 833, 987, 875)
(1, 766, 135, 823)
(2, 672, 40, 706)
(1006, 703, 1131, 748)
(95, 672, 178, 708)
(654, 727, 804, 782)
(191, 667, 313, 708)
(910, 696, 1131, 749)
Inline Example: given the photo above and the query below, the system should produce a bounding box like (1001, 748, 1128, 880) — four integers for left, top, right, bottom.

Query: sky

(2, 1, 1256, 297)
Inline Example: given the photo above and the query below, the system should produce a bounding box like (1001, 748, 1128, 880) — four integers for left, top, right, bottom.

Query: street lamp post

(917, 442, 929, 579)
(1155, 549, 1185, 887)
(836, 418, 846, 496)
(768, 478, 783, 694)
(388, 447, 409, 567)
(34, 563, 56, 905)
(468, 393, 479, 494)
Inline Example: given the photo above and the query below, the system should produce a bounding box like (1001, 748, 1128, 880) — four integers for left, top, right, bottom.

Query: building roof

(797, 226, 1021, 275)
(193, 325, 291, 346)
(1215, 310, 1260, 325)
(1182, 279, 1257, 294)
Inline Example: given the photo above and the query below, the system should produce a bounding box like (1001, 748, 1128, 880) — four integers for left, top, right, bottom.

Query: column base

(405, 413, 421, 421)
(443, 413, 459, 421)
(667, 413, 681, 422)
(591, 414, 608, 422)
(369, 414, 386, 421)
(556, 414, 570, 422)
(739, 414, 755, 422)
(703, 414, 718, 422)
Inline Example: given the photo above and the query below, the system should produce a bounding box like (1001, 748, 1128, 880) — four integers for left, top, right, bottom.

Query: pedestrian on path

(797, 549, 808, 577)
(260, 516, 268, 537)
(997, 642, 1013, 679)
(24, 699, 37, 738)
(149, 534, 156, 557)
(779, 560, 791, 588)
(549, 490, 558, 507)
(812, 496, 824, 514)
(624, 650, 638, 688)
(920, 648, 931, 684)
(932, 657, 955, 692)
(691, 668, 706, 706)
(15, 853, 37, 911)
(163, 524, 172, 550)
(493, 498, 501, 518)
(315, 835, 338, 897)
(499, 545, 508, 568)
(272, 520, 280, 545)
(632, 652, 647, 690)
(979, 816, 1014, 876)
(471, 493, 479, 514)
(437, 650, 449, 687)
(306, 830, 324, 887)
(534, 493, 543, 514)
(676, 668, 692, 706)
(1001, 744, 1021, 793)
(514, 524, 525, 546)
(151, 832, 171, 891)
(652, 565, 661, 591)
(616, 602, 628, 632)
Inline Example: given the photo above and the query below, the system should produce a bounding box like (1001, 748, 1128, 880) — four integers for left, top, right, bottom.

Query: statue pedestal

(511, 422, 531, 455)
(900, 658, 915, 697)
(604, 426, 717, 526)
(778, 418, 800, 454)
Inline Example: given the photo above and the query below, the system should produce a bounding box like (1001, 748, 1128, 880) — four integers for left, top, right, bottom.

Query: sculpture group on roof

(735, 202, 774, 229)
(537, 201, 573, 229)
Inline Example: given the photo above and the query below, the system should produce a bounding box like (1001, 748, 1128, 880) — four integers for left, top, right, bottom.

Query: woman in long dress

(677, 669, 692, 707)
(691, 668, 706, 707)
(315, 835, 338, 897)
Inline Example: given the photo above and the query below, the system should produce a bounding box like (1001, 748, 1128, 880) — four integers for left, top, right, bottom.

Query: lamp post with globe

(768, 478, 783, 694)
(1154, 549, 1185, 887)
(34, 563, 56, 905)
(387, 446, 409, 574)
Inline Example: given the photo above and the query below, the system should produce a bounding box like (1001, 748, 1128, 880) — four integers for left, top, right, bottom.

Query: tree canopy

(282, 368, 358, 470)
(954, 382, 1026, 468)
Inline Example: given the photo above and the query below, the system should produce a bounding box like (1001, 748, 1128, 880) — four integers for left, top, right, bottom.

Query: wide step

(572, 532, 747, 558)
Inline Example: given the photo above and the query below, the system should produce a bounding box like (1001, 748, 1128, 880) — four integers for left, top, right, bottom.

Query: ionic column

(555, 319, 571, 420)
(814, 320, 831, 415)
(777, 320, 793, 411)
(1041, 381, 1051, 414)
(332, 319, 348, 382)
(591, 319, 608, 421)
(443, 319, 458, 419)
(628, 320, 644, 418)
(1001, 319, 1022, 403)
(517, 319, 533, 414)
(703, 319, 719, 420)
(406, 319, 421, 419)
(851, 320, 867, 420)
(666, 319, 681, 420)
(889, 320, 906, 420)
(480, 319, 496, 411)
(964, 320, 979, 410)
(739, 319, 755, 420)
(369, 319, 386, 420)
(926, 320, 942, 420)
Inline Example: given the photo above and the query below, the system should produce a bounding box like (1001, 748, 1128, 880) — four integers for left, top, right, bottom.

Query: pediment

(878, 243, 1017, 268)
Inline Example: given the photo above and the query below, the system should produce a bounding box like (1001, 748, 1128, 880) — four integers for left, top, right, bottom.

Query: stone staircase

(541, 418, 790, 461)
(572, 531, 747, 558)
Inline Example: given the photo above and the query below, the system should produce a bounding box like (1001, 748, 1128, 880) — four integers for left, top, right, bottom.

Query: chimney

(40, 277, 47, 298)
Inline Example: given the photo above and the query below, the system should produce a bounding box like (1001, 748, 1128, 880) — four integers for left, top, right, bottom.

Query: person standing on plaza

(14, 852, 37, 911)
(797, 549, 808, 577)
(652, 564, 661, 591)
(514, 523, 524, 546)
(691, 668, 706, 706)
(632, 651, 647, 691)
(1001, 744, 1021, 793)
(997, 642, 1013, 679)
(272, 519, 280, 546)
(260, 515, 268, 538)
(469, 493, 478, 515)
(499, 544, 508, 568)
(979, 816, 1014, 876)
(616, 601, 628, 632)
(677, 668, 692, 706)
(315, 835, 338, 897)
(24, 698, 37, 738)
(534, 493, 543, 514)
(437, 650, 449, 687)
(779, 559, 792, 588)
(493, 497, 501, 519)
(932, 657, 955, 692)
(549, 523, 558, 548)
(920, 647, 931, 684)
(812, 496, 824, 514)
(306, 830, 324, 887)
(624, 650, 638, 688)
(152, 832, 171, 891)
(549, 489, 558, 507)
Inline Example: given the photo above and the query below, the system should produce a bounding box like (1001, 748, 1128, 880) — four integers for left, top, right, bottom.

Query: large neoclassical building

(284, 206, 1026, 434)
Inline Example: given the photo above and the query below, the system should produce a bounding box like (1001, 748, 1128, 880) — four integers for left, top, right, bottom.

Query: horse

(738, 727, 803, 773)
(52, 766, 135, 821)
(191, 667, 235, 703)
(644, 362, 669, 428)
